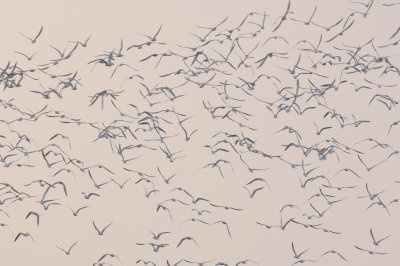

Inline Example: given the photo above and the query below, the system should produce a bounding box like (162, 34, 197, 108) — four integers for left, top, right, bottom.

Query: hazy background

(1, 0, 399, 265)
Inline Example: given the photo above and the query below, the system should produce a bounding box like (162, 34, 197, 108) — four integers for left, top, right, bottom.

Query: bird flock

(1, 0, 400, 265)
